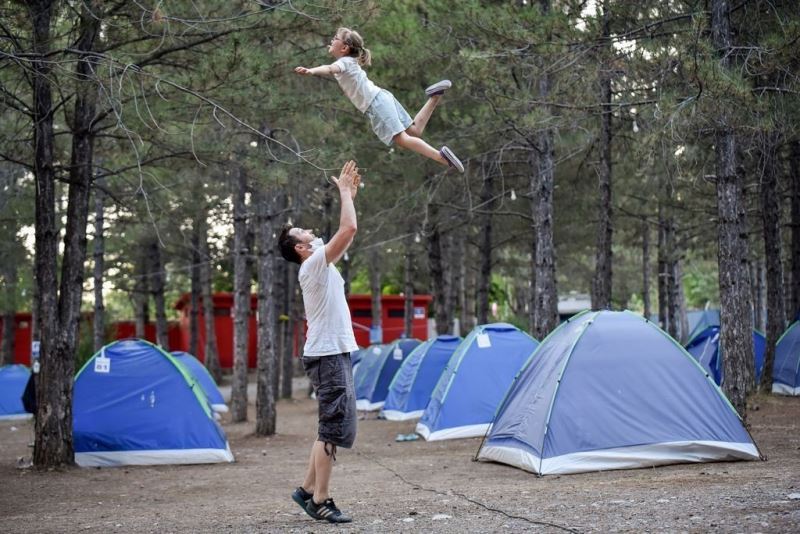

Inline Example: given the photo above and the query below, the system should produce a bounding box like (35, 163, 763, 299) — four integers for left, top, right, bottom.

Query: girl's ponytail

(358, 47, 372, 67)
(338, 27, 372, 67)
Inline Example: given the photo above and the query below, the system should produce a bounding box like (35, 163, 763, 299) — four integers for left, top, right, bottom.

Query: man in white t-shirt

(278, 160, 360, 524)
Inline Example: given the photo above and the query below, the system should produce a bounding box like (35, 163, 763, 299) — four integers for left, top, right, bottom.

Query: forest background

(0, 0, 798, 466)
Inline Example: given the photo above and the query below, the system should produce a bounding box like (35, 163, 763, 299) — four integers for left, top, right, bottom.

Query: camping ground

(0, 377, 798, 533)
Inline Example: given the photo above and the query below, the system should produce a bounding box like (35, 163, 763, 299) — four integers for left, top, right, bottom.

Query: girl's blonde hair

(337, 27, 371, 67)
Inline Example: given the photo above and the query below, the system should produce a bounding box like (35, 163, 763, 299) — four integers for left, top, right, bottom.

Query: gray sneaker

(425, 79, 452, 97)
(440, 146, 465, 173)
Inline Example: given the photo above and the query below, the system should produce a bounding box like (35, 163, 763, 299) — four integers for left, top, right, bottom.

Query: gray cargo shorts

(302, 352, 357, 449)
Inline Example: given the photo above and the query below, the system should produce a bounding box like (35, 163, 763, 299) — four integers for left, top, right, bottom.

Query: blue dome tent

(172, 351, 228, 413)
(350, 347, 365, 376)
(74, 339, 234, 467)
(774, 322, 800, 395)
(684, 326, 766, 385)
(382, 335, 462, 421)
(477, 311, 761, 475)
(355, 339, 421, 411)
(416, 324, 538, 441)
(0, 365, 32, 421)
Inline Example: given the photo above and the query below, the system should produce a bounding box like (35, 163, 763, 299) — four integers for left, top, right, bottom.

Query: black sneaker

(306, 497, 353, 523)
(291, 487, 315, 518)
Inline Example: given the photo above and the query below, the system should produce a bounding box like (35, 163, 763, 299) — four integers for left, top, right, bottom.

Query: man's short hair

(278, 224, 301, 264)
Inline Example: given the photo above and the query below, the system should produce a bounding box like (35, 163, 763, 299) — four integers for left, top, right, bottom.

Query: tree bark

(457, 234, 468, 334)
(189, 222, 202, 356)
(642, 220, 651, 319)
(33, 0, 101, 467)
(342, 253, 351, 296)
(427, 222, 451, 335)
(254, 188, 277, 435)
(790, 140, 800, 320)
(403, 234, 415, 337)
(1, 264, 16, 366)
(591, 0, 614, 310)
(230, 165, 250, 422)
(369, 247, 382, 342)
(449, 234, 463, 335)
(133, 247, 149, 338)
(30, 0, 61, 466)
(530, 140, 558, 339)
(92, 182, 105, 352)
(463, 247, 476, 333)
(657, 203, 672, 333)
(673, 259, 689, 343)
(149, 240, 169, 349)
(751, 260, 766, 333)
(199, 214, 222, 383)
(713, 0, 755, 418)
(759, 132, 786, 391)
(281, 262, 295, 399)
(477, 164, 494, 325)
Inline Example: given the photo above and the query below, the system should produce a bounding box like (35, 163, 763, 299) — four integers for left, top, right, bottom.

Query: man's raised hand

(330, 160, 359, 197)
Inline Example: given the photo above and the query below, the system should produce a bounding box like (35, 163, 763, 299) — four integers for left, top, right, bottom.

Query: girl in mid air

(295, 27, 464, 173)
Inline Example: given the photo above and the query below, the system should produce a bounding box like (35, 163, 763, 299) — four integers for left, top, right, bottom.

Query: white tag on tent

(94, 354, 111, 373)
(476, 333, 492, 348)
(372, 347, 382, 355)
(392, 347, 403, 360)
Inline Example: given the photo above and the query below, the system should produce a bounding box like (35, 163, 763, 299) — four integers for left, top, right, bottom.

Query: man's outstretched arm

(325, 160, 360, 265)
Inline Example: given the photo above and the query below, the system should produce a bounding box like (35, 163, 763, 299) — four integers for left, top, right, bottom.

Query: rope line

(354, 449, 581, 533)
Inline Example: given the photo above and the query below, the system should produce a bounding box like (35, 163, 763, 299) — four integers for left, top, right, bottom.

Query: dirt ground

(1, 377, 798, 534)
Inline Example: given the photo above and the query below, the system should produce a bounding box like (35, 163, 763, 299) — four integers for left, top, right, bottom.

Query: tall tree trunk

(477, 165, 494, 325)
(428, 223, 451, 335)
(149, 240, 169, 349)
(369, 248, 382, 342)
(199, 214, 222, 383)
(713, 0, 755, 418)
(463, 249, 476, 333)
(760, 132, 786, 391)
(789, 140, 800, 320)
(403, 234, 415, 337)
(230, 165, 250, 422)
(642, 220, 651, 319)
(189, 222, 202, 356)
(30, 0, 62, 466)
(1, 264, 16, 366)
(281, 262, 295, 399)
(449, 234, 463, 335)
(270, 191, 287, 401)
(457, 234, 468, 335)
(254, 188, 277, 435)
(657, 204, 672, 333)
(92, 182, 105, 352)
(528, 0, 558, 340)
(591, 0, 614, 310)
(751, 260, 766, 333)
(445, 234, 459, 328)
(342, 253, 351, 295)
(673, 259, 689, 343)
(133, 247, 149, 338)
(531, 141, 558, 338)
(33, 0, 101, 467)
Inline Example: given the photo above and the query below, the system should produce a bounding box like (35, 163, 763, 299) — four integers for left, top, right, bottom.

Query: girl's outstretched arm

(294, 64, 341, 77)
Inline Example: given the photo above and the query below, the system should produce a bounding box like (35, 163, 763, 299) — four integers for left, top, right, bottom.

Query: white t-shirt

(299, 246, 359, 357)
(333, 56, 381, 113)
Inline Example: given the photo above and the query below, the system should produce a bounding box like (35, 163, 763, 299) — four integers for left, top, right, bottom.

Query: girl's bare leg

(406, 95, 442, 138)
(393, 131, 448, 166)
